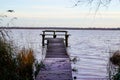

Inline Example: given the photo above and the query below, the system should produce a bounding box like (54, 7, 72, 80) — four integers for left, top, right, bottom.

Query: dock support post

(65, 33, 69, 47)
(53, 31, 56, 38)
(41, 30, 69, 47)
(42, 32, 45, 47)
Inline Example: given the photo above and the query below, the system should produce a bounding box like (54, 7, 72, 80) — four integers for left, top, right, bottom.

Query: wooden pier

(36, 30, 72, 80)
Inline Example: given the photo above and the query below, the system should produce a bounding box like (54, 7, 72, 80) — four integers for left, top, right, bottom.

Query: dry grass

(17, 48, 35, 67)
(110, 50, 120, 66)
(0, 29, 37, 80)
(0, 38, 18, 80)
(0, 39, 35, 80)
(0, 28, 42, 80)
(110, 50, 120, 80)
(17, 48, 35, 80)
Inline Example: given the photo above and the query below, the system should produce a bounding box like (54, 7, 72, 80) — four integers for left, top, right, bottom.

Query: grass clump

(0, 38, 18, 80)
(34, 61, 46, 78)
(112, 69, 120, 80)
(0, 36, 36, 80)
(110, 50, 120, 80)
(110, 50, 120, 66)
(17, 48, 35, 80)
(0, 29, 41, 80)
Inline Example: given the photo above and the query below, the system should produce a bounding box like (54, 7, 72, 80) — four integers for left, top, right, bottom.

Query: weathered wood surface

(36, 38, 72, 80)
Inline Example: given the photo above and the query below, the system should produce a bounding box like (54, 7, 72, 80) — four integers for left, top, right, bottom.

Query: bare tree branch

(75, 0, 113, 10)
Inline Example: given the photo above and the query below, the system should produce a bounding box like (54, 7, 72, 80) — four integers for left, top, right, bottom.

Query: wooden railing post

(53, 31, 56, 38)
(42, 32, 45, 46)
(41, 30, 70, 47)
(65, 32, 69, 47)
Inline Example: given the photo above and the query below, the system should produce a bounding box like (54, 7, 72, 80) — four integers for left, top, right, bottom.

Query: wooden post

(65, 32, 69, 47)
(41, 30, 69, 47)
(42, 32, 45, 46)
(53, 31, 56, 38)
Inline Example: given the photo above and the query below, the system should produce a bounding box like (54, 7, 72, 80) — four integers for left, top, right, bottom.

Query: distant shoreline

(0, 27, 120, 30)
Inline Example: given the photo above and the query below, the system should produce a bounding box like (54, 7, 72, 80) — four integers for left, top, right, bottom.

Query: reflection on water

(9, 29, 120, 80)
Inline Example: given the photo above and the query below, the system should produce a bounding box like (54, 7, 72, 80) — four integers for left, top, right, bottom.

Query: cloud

(94, 12, 120, 18)
(31, 5, 53, 9)
(16, 11, 120, 20)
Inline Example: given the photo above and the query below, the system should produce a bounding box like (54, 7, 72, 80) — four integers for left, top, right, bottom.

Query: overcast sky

(0, 0, 120, 28)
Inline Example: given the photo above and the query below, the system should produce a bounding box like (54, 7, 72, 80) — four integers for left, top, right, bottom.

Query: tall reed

(0, 29, 39, 80)
(17, 48, 35, 80)
(0, 37, 18, 80)
(0, 37, 36, 80)
(110, 50, 120, 80)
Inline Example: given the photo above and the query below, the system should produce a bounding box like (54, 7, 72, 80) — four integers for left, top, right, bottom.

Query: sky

(0, 0, 120, 28)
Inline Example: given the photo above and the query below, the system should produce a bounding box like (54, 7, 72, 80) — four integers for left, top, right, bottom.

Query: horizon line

(0, 27, 120, 30)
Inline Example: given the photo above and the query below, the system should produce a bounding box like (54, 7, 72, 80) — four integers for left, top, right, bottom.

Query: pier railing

(40, 30, 70, 47)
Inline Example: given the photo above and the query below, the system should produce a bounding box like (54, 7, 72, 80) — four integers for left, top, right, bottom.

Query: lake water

(9, 29, 120, 80)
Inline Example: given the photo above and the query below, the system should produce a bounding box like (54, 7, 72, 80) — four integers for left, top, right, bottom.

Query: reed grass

(17, 48, 35, 80)
(34, 61, 46, 78)
(110, 50, 120, 66)
(0, 38, 18, 80)
(0, 29, 41, 80)
(0, 37, 36, 80)
(110, 50, 120, 80)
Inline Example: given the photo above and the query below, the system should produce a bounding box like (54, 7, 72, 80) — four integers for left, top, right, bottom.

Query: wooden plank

(41, 34, 69, 36)
(36, 58, 72, 80)
(36, 38, 72, 80)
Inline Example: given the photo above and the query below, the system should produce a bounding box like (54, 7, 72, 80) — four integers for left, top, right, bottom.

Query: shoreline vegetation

(0, 29, 40, 80)
(0, 27, 120, 30)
